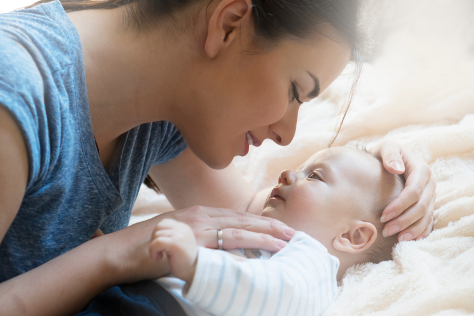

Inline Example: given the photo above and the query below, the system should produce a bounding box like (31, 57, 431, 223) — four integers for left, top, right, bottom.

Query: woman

(0, 0, 435, 315)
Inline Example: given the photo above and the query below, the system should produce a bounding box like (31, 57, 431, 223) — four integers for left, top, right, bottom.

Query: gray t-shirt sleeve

(0, 32, 47, 191)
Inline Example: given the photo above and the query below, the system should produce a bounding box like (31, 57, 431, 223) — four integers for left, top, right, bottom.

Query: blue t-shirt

(0, 1, 187, 282)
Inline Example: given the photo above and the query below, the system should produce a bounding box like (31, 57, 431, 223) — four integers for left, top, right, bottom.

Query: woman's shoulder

(0, 1, 82, 84)
(0, 2, 89, 193)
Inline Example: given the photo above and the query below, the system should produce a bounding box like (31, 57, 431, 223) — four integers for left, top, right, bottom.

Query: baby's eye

(308, 172, 320, 180)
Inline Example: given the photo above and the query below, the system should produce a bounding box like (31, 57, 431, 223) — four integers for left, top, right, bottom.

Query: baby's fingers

(149, 236, 172, 260)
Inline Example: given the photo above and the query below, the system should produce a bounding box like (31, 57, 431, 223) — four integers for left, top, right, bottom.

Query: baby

(149, 146, 404, 316)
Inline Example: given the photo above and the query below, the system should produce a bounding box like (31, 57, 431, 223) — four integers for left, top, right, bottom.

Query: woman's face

(179, 34, 351, 169)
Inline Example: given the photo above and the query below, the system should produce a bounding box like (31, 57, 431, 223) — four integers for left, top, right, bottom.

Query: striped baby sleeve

(184, 232, 339, 316)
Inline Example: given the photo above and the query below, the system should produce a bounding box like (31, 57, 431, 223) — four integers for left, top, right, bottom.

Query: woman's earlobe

(332, 221, 377, 254)
(204, 0, 252, 58)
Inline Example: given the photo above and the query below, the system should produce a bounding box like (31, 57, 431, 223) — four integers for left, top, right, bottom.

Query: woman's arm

(0, 107, 172, 315)
(149, 147, 272, 215)
(0, 218, 174, 316)
(0, 107, 28, 244)
(149, 147, 256, 213)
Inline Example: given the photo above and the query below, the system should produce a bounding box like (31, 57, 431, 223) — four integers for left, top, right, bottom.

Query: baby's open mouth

(270, 187, 285, 201)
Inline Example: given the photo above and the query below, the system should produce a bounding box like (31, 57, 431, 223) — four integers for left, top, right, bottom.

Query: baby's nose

(279, 170, 297, 185)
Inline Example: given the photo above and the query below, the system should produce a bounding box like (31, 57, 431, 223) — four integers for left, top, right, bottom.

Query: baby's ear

(332, 221, 377, 254)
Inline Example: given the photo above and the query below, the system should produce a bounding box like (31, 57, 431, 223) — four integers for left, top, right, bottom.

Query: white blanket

(132, 1, 474, 314)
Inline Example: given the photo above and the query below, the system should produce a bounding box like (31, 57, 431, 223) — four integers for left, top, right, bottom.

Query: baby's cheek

(291, 190, 320, 211)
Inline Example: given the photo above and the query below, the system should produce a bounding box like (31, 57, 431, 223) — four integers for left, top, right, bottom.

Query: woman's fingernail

(389, 161, 405, 172)
(381, 212, 396, 223)
(276, 239, 287, 249)
(399, 233, 413, 242)
(382, 225, 400, 237)
(284, 227, 296, 237)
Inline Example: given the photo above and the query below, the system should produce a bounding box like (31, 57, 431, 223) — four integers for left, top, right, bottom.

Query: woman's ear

(205, 0, 253, 58)
(332, 221, 377, 254)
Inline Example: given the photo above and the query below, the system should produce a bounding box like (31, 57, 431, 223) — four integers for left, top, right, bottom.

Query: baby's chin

(260, 207, 281, 222)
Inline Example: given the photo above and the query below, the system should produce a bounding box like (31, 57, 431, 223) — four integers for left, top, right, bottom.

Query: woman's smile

(242, 131, 262, 156)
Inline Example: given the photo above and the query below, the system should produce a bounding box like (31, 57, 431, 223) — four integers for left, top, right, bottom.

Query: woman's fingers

(216, 216, 295, 241)
(191, 205, 287, 225)
(416, 218, 434, 241)
(395, 196, 435, 241)
(171, 205, 295, 242)
(381, 150, 433, 223)
(376, 140, 405, 174)
(205, 229, 287, 253)
(163, 205, 296, 251)
(383, 179, 436, 239)
(373, 139, 437, 241)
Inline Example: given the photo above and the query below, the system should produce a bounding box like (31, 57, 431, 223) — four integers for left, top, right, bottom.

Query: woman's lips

(247, 131, 262, 147)
(242, 131, 262, 156)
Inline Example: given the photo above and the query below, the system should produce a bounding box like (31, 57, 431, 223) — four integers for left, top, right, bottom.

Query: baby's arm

(188, 233, 338, 316)
(150, 221, 339, 316)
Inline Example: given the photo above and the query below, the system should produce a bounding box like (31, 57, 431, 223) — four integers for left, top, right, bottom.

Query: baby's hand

(149, 218, 198, 284)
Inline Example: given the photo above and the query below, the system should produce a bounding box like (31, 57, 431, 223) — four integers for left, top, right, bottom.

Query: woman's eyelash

(291, 82, 303, 104)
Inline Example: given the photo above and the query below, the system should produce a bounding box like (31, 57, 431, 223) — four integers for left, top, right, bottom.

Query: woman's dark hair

(29, 0, 366, 192)
(31, 0, 361, 49)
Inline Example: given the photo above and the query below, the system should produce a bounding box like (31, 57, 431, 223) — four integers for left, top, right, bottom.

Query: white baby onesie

(156, 231, 339, 316)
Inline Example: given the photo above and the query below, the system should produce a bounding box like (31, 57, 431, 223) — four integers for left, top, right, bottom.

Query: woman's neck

(67, 6, 192, 149)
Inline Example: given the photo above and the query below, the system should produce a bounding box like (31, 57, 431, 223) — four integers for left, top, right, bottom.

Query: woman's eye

(308, 172, 320, 180)
(290, 82, 303, 104)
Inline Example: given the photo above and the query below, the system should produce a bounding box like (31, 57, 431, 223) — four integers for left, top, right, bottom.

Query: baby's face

(261, 147, 391, 249)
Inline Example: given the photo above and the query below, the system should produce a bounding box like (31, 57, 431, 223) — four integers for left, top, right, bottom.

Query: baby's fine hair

(352, 144, 405, 263)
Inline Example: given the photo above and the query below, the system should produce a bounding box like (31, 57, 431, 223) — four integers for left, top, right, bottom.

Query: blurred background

(0, 0, 37, 13)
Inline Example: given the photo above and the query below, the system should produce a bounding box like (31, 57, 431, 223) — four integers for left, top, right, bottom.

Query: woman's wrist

(81, 235, 125, 288)
(99, 217, 172, 285)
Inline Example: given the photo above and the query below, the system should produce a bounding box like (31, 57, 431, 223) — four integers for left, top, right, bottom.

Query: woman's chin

(200, 152, 234, 170)
(187, 144, 235, 170)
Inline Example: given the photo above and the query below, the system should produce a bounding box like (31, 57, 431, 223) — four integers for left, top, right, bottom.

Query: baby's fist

(149, 218, 198, 284)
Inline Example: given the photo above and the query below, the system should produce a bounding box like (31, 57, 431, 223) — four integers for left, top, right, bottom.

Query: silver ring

(217, 229, 223, 250)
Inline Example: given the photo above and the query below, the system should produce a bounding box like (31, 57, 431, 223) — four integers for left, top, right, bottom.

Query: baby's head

(261, 146, 404, 280)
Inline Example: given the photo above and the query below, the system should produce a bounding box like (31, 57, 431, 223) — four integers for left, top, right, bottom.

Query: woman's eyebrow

(306, 71, 320, 98)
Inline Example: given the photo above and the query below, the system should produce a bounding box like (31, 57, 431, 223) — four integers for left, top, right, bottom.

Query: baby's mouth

(270, 187, 285, 201)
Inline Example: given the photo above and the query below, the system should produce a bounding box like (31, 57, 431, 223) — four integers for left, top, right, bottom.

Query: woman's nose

(268, 105, 298, 146)
(279, 169, 297, 185)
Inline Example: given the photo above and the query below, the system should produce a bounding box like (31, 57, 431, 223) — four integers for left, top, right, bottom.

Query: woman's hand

(163, 205, 294, 250)
(106, 205, 294, 285)
(369, 140, 436, 242)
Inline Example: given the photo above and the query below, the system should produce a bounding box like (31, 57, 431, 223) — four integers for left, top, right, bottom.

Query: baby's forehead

(300, 147, 380, 174)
